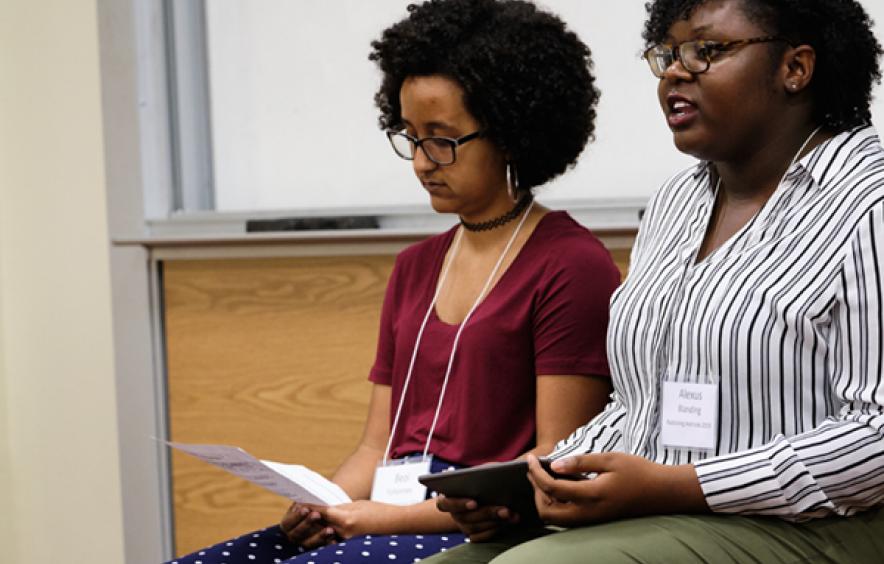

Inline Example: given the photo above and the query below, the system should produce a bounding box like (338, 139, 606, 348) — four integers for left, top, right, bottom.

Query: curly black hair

(369, 0, 598, 193)
(643, 0, 882, 131)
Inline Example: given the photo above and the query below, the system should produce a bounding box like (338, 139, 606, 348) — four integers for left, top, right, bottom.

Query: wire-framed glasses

(643, 36, 787, 78)
(386, 130, 482, 166)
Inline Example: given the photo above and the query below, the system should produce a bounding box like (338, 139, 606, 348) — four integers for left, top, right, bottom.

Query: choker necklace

(460, 194, 534, 232)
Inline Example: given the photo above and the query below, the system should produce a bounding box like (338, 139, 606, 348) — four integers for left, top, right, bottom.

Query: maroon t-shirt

(369, 211, 620, 466)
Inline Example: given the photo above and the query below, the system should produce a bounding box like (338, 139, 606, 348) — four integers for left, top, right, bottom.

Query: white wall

(0, 0, 125, 562)
(206, 0, 884, 213)
(206, 0, 690, 212)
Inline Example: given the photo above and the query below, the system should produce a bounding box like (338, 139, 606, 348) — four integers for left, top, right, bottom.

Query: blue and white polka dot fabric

(168, 526, 466, 564)
(166, 458, 468, 564)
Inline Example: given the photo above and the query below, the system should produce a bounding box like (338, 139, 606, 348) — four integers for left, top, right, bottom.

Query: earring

(506, 162, 518, 200)
(789, 82, 799, 91)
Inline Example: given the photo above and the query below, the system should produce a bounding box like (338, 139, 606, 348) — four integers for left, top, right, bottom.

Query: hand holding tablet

(419, 457, 585, 526)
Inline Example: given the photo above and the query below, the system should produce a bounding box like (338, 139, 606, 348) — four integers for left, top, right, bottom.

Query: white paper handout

(165, 441, 351, 506)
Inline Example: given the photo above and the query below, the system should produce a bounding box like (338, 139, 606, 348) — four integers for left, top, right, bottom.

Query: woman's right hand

(434, 495, 520, 542)
(279, 503, 337, 549)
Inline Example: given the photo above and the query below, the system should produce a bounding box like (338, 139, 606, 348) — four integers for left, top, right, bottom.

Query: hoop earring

(506, 162, 519, 201)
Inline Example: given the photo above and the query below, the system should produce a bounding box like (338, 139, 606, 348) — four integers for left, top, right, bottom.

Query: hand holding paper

(165, 441, 351, 506)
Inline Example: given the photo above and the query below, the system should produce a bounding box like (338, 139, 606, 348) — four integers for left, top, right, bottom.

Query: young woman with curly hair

(167, 1, 620, 563)
(431, 0, 884, 562)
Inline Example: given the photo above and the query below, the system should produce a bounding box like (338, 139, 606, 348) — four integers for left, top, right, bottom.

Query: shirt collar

(798, 124, 879, 188)
(689, 124, 880, 193)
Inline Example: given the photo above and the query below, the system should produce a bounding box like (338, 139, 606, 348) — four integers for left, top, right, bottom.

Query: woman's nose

(661, 57, 694, 82)
(411, 145, 438, 175)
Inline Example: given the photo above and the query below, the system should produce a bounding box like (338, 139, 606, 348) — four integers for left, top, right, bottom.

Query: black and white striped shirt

(552, 126, 884, 520)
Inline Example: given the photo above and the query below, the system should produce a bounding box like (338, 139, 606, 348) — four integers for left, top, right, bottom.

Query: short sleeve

(533, 241, 620, 377)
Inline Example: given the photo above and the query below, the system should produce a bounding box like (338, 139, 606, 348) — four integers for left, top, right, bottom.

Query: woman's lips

(422, 180, 447, 194)
(666, 94, 698, 129)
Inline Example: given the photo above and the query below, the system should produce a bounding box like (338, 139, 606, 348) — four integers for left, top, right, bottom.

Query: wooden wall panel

(609, 247, 631, 278)
(163, 244, 631, 556)
(164, 256, 395, 555)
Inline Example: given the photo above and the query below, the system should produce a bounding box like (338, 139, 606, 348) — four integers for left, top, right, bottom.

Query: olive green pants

(425, 507, 884, 563)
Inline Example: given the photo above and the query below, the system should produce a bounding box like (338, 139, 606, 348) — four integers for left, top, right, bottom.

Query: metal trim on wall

(165, 0, 215, 212)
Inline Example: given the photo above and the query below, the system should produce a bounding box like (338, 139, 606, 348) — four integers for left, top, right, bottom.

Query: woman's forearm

(332, 443, 384, 500)
(320, 498, 459, 538)
(331, 384, 393, 500)
(388, 498, 458, 534)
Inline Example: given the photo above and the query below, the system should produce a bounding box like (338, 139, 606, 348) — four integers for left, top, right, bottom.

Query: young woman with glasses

(431, 0, 884, 562)
(167, 1, 620, 563)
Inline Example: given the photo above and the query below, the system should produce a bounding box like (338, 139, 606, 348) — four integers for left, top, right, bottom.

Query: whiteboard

(206, 0, 884, 213)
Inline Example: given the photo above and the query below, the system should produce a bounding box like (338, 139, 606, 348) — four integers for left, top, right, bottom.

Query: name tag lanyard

(381, 199, 536, 465)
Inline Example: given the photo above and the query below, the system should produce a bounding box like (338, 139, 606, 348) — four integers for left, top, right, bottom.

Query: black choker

(459, 194, 533, 232)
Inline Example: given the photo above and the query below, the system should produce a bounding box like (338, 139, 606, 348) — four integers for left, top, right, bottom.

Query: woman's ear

(782, 44, 816, 94)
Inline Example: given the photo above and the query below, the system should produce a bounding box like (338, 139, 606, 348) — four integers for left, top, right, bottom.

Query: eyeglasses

(643, 36, 787, 78)
(386, 130, 482, 166)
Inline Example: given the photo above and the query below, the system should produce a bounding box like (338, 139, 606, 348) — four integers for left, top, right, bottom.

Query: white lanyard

(381, 200, 536, 464)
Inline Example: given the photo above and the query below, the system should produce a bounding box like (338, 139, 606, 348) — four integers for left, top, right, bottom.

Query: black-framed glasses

(386, 130, 482, 166)
(643, 35, 787, 78)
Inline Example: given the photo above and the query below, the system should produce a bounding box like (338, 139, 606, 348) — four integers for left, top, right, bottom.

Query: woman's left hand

(318, 500, 402, 540)
(525, 453, 708, 526)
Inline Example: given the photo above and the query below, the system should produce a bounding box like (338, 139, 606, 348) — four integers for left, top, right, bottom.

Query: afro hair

(370, 0, 599, 192)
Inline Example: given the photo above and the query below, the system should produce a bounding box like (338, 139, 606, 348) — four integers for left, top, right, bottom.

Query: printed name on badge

(371, 458, 432, 505)
(660, 381, 718, 451)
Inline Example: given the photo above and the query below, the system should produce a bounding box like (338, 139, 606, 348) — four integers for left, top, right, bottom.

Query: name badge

(660, 381, 718, 451)
(370, 456, 432, 505)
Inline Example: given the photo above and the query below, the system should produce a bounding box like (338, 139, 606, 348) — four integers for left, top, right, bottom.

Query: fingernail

(325, 527, 335, 536)
(551, 458, 571, 471)
(299, 507, 309, 516)
(497, 508, 510, 519)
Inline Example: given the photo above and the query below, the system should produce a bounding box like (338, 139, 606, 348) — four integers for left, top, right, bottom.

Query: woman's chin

(671, 130, 710, 160)
(427, 196, 459, 215)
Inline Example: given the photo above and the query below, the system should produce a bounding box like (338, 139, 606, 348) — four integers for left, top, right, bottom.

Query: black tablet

(418, 458, 582, 525)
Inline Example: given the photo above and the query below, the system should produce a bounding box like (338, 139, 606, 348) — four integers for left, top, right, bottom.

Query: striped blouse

(551, 125, 884, 521)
